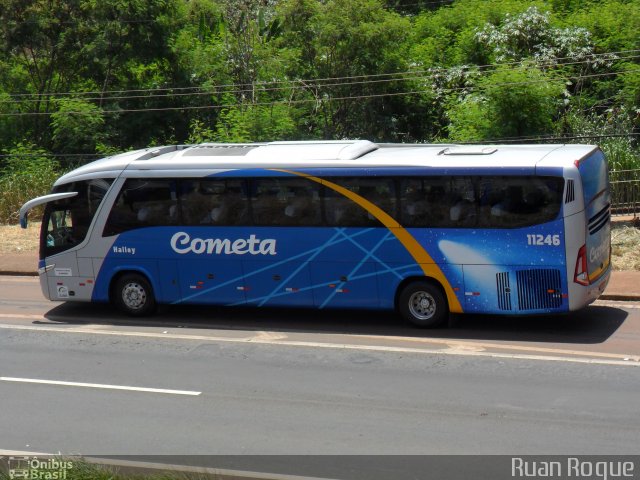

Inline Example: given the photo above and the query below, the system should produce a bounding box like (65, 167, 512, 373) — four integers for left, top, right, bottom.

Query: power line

(3, 49, 638, 102)
(1, 67, 638, 117)
(2, 52, 638, 106)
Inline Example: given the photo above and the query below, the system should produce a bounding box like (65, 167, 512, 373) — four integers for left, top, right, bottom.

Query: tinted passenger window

(400, 176, 563, 228)
(103, 179, 178, 236)
(476, 176, 563, 228)
(400, 177, 475, 227)
(181, 179, 249, 226)
(251, 178, 322, 226)
(325, 178, 395, 227)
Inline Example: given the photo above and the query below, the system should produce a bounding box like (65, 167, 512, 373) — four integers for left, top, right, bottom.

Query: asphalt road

(1, 276, 639, 478)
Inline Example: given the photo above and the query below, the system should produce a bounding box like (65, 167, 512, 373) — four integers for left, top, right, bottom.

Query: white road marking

(0, 313, 45, 320)
(0, 276, 38, 282)
(0, 376, 201, 396)
(0, 322, 638, 367)
(0, 448, 50, 456)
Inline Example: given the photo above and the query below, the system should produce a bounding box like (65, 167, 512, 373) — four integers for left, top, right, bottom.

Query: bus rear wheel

(113, 273, 157, 316)
(398, 281, 448, 328)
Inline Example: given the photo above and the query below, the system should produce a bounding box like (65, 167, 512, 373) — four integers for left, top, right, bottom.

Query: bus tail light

(574, 245, 589, 286)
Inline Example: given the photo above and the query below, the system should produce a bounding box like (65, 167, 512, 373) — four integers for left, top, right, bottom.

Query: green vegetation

(0, 0, 639, 223)
(0, 457, 216, 480)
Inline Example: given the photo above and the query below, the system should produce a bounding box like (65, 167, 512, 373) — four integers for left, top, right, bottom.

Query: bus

(19, 140, 611, 327)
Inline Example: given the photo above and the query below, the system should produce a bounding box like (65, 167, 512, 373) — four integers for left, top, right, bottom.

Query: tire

(398, 280, 448, 328)
(113, 273, 157, 317)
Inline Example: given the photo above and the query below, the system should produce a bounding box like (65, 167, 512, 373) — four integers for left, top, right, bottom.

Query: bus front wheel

(398, 281, 448, 328)
(113, 273, 157, 316)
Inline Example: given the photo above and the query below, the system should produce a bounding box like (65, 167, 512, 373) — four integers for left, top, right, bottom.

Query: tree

(447, 66, 565, 141)
(212, 103, 296, 142)
(50, 98, 104, 153)
(277, 0, 414, 140)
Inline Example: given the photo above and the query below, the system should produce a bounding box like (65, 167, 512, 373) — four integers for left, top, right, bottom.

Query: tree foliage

(447, 66, 565, 140)
(0, 0, 636, 162)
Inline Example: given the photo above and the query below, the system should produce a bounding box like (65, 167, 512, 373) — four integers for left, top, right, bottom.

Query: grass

(611, 220, 640, 271)
(0, 458, 219, 480)
(0, 219, 638, 270)
(0, 222, 40, 254)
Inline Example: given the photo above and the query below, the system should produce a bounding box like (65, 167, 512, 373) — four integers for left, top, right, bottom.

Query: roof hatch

(438, 146, 498, 156)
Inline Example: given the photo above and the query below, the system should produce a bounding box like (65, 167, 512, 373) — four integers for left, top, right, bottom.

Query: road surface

(1, 276, 639, 477)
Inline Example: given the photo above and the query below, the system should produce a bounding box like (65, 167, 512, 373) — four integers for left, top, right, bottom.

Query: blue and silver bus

(19, 140, 611, 327)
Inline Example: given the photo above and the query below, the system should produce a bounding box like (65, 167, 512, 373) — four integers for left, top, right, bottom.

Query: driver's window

(46, 208, 86, 249)
(42, 178, 113, 256)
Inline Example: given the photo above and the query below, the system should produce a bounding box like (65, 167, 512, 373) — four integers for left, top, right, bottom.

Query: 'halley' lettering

(170, 232, 277, 256)
(113, 246, 136, 255)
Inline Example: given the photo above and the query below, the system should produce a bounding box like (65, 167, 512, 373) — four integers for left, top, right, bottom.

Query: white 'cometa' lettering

(170, 232, 277, 256)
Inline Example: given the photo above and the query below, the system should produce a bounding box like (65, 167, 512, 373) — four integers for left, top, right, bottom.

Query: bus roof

(55, 141, 599, 184)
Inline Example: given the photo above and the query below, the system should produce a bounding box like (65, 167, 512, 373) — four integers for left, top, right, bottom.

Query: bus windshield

(41, 179, 113, 257)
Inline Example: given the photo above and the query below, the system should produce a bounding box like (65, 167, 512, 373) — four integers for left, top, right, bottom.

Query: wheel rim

(408, 290, 436, 320)
(122, 282, 147, 310)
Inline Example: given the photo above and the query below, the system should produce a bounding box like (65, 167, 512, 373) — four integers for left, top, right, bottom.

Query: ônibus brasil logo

(170, 232, 277, 256)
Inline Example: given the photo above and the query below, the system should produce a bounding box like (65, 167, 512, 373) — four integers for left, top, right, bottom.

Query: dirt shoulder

(0, 222, 40, 254)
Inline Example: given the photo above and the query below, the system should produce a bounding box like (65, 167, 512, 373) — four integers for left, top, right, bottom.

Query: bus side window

(447, 177, 476, 226)
(400, 178, 450, 227)
(180, 180, 211, 225)
(192, 179, 249, 226)
(478, 176, 563, 228)
(103, 179, 177, 236)
(326, 178, 390, 227)
(251, 179, 286, 226)
(252, 178, 321, 227)
(282, 182, 321, 226)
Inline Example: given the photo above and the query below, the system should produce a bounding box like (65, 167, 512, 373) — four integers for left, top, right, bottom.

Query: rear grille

(496, 272, 512, 311)
(516, 269, 562, 310)
(588, 203, 610, 235)
(565, 179, 575, 203)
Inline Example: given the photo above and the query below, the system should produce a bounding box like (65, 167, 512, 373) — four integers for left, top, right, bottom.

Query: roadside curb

(599, 294, 640, 302)
(0, 270, 37, 277)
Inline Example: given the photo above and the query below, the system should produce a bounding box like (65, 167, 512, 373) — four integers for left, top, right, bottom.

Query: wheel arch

(394, 275, 448, 312)
(108, 267, 157, 305)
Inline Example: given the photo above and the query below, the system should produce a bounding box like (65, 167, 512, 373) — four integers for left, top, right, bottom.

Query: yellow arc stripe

(273, 169, 463, 313)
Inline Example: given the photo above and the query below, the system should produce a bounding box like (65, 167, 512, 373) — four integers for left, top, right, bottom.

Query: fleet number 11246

(527, 234, 561, 246)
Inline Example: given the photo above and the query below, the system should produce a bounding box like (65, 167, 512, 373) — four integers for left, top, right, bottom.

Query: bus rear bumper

(583, 269, 611, 308)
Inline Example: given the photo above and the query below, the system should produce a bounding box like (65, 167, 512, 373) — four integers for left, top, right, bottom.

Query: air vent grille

(496, 272, 512, 311)
(565, 179, 575, 203)
(516, 269, 562, 310)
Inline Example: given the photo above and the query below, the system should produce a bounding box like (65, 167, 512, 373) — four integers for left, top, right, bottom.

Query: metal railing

(610, 169, 640, 217)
